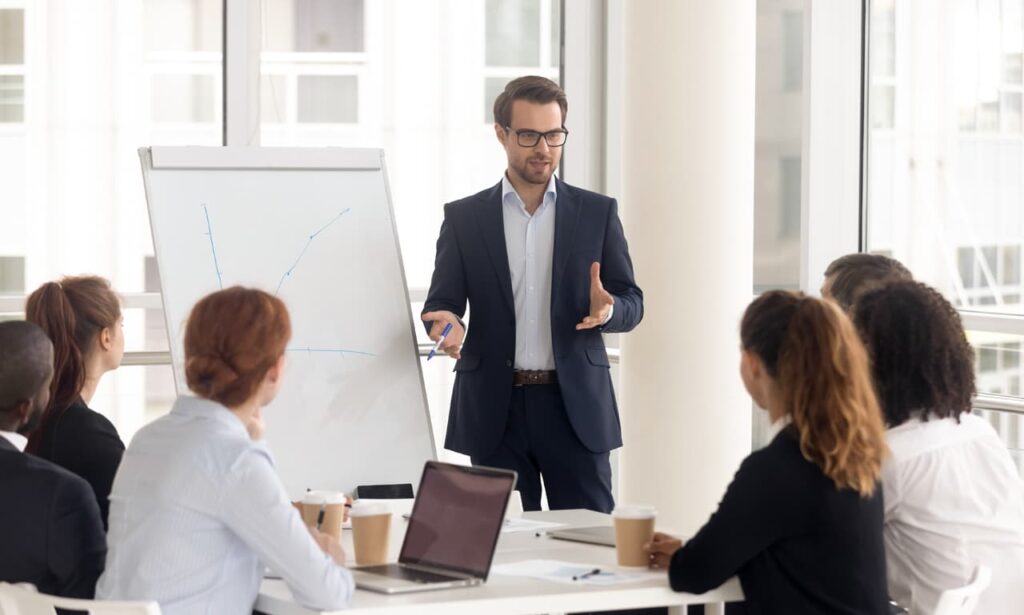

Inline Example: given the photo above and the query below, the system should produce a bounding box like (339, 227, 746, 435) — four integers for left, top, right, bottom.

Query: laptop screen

(399, 462, 516, 579)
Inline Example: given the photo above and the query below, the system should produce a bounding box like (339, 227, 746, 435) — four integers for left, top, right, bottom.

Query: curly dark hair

(852, 280, 975, 426)
(824, 253, 912, 311)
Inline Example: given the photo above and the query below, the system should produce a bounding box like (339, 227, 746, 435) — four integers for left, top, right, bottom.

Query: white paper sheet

(492, 559, 664, 586)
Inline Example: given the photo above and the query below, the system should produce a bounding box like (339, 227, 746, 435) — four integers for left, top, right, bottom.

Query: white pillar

(619, 0, 755, 534)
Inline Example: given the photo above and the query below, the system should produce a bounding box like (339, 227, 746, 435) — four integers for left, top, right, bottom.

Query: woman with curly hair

(853, 280, 1024, 614)
(644, 291, 890, 614)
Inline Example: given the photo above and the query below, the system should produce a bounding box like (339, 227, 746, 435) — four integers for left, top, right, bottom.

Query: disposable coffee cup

(301, 490, 346, 541)
(350, 501, 392, 566)
(612, 505, 657, 568)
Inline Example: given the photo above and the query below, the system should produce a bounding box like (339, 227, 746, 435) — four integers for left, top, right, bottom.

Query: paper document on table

(501, 518, 565, 533)
(492, 559, 662, 586)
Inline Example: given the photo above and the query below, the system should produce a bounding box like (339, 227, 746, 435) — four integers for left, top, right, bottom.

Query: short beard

(512, 161, 553, 186)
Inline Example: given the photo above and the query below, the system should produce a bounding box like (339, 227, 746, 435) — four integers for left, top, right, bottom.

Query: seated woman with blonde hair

(645, 291, 890, 614)
(97, 287, 353, 615)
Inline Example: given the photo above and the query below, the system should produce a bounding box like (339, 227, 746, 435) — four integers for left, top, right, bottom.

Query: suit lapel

(474, 182, 516, 314)
(552, 178, 581, 296)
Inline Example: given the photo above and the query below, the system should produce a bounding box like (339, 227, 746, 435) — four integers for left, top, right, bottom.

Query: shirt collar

(501, 172, 558, 212)
(170, 395, 251, 439)
(0, 430, 28, 452)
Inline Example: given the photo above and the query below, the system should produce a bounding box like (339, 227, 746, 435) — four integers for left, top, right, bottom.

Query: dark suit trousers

(471, 383, 614, 513)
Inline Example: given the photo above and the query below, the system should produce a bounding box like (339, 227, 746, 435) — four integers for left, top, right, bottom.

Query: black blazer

(0, 437, 106, 598)
(33, 400, 125, 529)
(669, 429, 888, 615)
(423, 179, 643, 458)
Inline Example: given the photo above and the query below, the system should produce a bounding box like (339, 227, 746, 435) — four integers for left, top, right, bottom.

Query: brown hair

(741, 291, 887, 497)
(25, 276, 121, 452)
(184, 287, 291, 407)
(823, 253, 912, 310)
(854, 281, 975, 426)
(493, 76, 568, 128)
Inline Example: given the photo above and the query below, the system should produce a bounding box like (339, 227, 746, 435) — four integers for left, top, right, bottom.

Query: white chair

(933, 565, 992, 615)
(0, 583, 160, 615)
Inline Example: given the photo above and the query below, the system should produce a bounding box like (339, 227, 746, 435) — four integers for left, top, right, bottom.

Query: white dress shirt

(0, 430, 27, 452)
(97, 395, 353, 615)
(882, 413, 1024, 614)
(502, 173, 558, 370)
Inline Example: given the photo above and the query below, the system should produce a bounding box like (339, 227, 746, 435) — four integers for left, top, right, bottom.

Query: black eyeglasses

(504, 126, 569, 148)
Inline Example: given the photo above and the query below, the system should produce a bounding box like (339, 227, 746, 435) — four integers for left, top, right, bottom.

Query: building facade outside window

(866, 0, 1024, 472)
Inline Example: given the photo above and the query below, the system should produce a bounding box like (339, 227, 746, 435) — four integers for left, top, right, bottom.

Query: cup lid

(349, 501, 390, 517)
(612, 505, 657, 519)
(303, 490, 346, 505)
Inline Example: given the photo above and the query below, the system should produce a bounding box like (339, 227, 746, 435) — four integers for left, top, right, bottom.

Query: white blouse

(97, 395, 353, 615)
(882, 413, 1024, 613)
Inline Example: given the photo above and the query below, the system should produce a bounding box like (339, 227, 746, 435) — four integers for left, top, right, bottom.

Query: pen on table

(426, 322, 454, 361)
(572, 568, 602, 581)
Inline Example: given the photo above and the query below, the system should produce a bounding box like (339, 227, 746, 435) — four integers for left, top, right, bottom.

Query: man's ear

(11, 398, 33, 430)
(494, 123, 507, 146)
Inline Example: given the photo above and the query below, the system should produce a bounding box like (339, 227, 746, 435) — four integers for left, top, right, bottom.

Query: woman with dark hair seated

(644, 291, 890, 614)
(853, 280, 1024, 614)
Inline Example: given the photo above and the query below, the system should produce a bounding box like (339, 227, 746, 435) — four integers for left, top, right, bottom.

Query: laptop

(351, 461, 517, 594)
(548, 526, 616, 547)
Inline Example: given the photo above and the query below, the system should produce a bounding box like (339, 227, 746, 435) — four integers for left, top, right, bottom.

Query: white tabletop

(255, 508, 743, 615)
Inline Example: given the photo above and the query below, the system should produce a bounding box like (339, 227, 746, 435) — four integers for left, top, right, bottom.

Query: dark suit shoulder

(444, 183, 502, 214)
(1, 445, 95, 496)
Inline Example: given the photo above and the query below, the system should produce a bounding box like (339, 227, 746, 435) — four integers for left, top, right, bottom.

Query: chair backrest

(933, 565, 992, 615)
(0, 583, 161, 615)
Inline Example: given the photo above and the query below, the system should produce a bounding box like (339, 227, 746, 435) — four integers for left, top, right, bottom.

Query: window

(867, 0, 1024, 473)
(3, 0, 222, 441)
(869, 0, 896, 130)
(0, 256, 25, 294)
(483, 0, 560, 120)
(754, 0, 805, 293)
(261, 0, 366, 129)
(0, 8, 24, 123)
(867, 1, 1024, 317)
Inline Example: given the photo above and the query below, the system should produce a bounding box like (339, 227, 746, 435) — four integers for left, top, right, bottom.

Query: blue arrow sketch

(276, 208, 352, 294)
(202, 204, 224, 289)
(286, 346, 376, 357)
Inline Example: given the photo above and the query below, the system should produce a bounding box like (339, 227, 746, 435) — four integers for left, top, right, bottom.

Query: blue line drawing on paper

(276, 208, 352, 294)
(286, 346, 376, 357)
(202, 204, 224, 289)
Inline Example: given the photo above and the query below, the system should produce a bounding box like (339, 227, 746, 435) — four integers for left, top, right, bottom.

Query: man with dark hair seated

(0, 320, 107, 598)
(853, 281, 1024, 614)
(821, 253, 912, 310)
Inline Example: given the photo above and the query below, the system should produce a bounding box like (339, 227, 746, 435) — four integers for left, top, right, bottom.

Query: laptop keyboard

(360, 564, 464, 584)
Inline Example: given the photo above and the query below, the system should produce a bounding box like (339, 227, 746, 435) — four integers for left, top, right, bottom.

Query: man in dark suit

(422, 76, 643, 512)
(0, 320, 107, 597)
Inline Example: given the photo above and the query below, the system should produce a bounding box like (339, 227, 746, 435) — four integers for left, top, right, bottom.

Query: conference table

(255, 507, 744, 615)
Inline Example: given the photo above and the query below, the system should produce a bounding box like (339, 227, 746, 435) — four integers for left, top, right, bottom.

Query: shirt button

(505, 360, 513, 367)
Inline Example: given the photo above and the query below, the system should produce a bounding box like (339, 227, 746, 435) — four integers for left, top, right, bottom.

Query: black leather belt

(512, 370, 558, 386)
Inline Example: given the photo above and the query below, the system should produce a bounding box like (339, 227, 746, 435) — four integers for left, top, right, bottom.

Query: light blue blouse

(97, 395, 353, 615)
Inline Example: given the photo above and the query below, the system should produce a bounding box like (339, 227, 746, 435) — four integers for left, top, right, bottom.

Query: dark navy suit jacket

(423, 178, 643, 458)
(0, 436, 107, 598)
